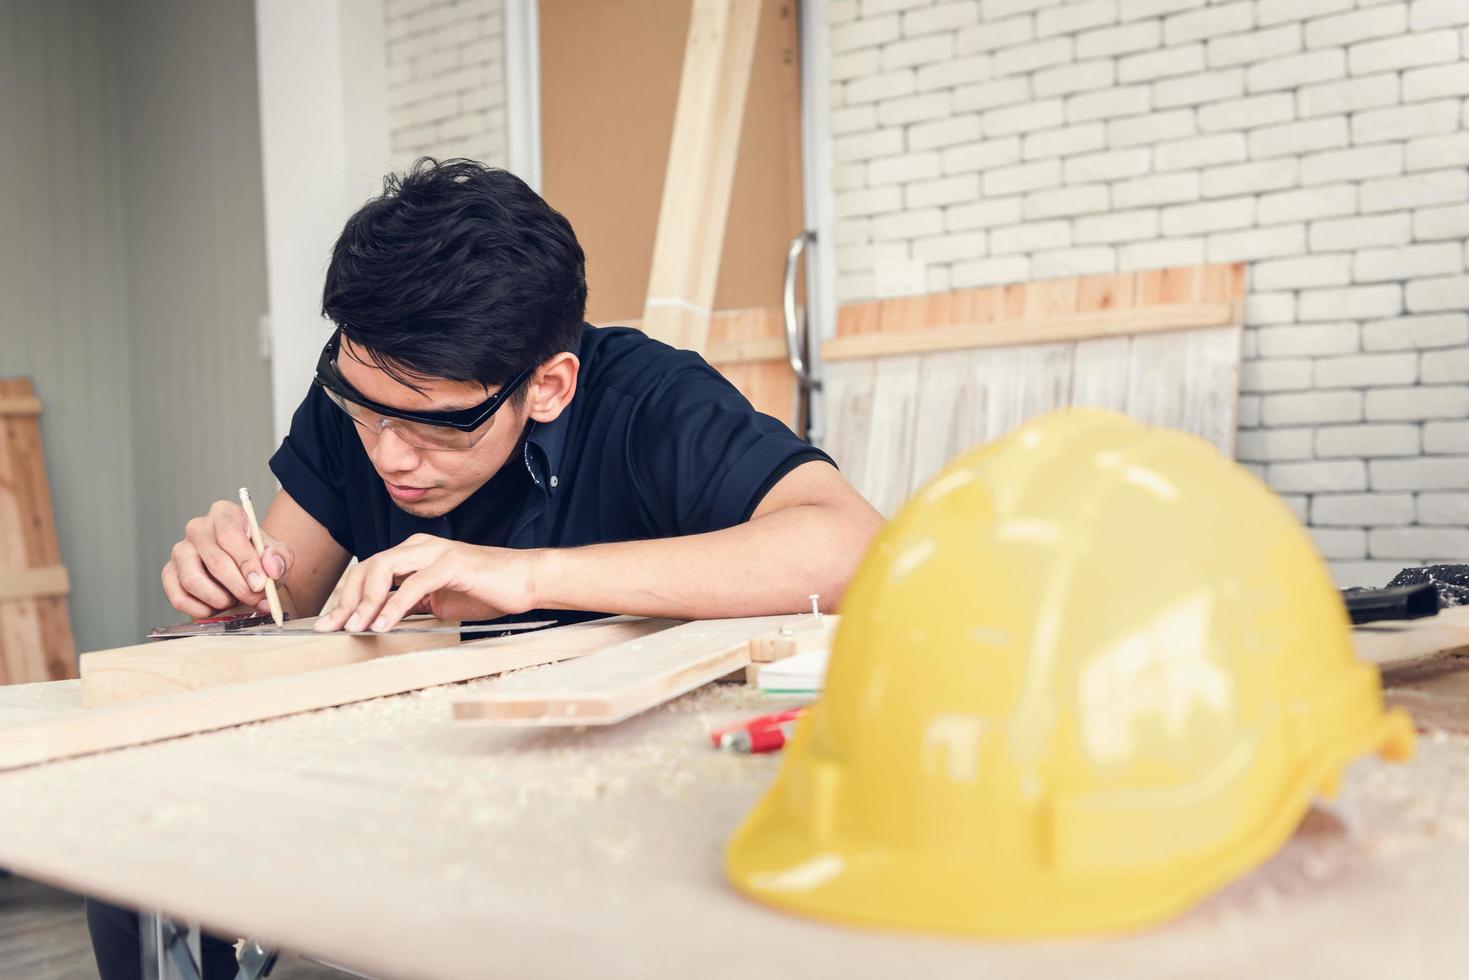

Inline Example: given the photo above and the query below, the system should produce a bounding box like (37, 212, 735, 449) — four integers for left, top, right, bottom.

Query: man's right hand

(161, 500, 295, 618)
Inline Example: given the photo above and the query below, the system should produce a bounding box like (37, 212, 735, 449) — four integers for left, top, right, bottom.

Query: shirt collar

(522, 410, 570, 497)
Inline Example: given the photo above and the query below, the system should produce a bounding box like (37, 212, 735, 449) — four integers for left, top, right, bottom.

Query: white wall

(826, 0, 1469, 587)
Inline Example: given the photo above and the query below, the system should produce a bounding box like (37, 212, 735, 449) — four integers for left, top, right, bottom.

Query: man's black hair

(322, 158, 587, 399)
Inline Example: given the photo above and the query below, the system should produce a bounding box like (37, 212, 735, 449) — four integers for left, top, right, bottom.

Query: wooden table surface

(0, 675, 1466, 980)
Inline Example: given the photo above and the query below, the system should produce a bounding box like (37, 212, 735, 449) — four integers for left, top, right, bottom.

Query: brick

(1112, 171, 1201, 208)
(984, 99, 1064, 136)
(995, 37, 1074, 76)
(831, 47, 881, 82)
(1253, 254, 1352, 291)
(1249, 116, 1349, 160)
(952, 254, 1031, 288)
(904, 2, 981, 36)
(1310, 527, 1368, 560)
(1107, 109, 1194, 147)
(1238, 394, 1262, 427)
(910, 114, 983, 150)
(982, 0, 1049, 16)
(1426, 421, 1469, 454)
(1412, 0, 1469, 30)
(831, 15, 901, 53)
(1236, 426, 1312, 461)
(1375, 457, 1469, 493)
(1261, 390, 1362, 426)
(867, 150, 942, 186)
(1074, 208, 1161, 243)
(1361, 169, 1469, 213)
(1029, 245, 1118, 278)
(943, 137, 1023, 173)
(1243, 292, 1297, 326)
(1240, 358, 1312, 392)
(1402, 62, 1469, 102)
(913, 229, 988, 263)
(1202, 158, 1297, 197)
(956, 16, 1033, 54)
(1423, 348, 1469, 384)
(1348, 30, 1459, 75)
(1207, 23, 1301, 66)
(990, 220, 1071, 254)
(906, 173, 981, 208)
(833, 127, 904, 162)
(881, 33, 956, 71)
(838, 185, 903, 217)
(1197, 92, 1295, 132)
(1247, 49, 1346, 93)
(1033, 60, 1115, 98)
(872, 208, 944, 240)
(1414, 203, 1469, 241)
(1366, 385, 1469, 421)
(1281, 495, 1310, 523)
(877, 91, 953, 125)
(1268, 460, 1367, 493)
(1257, 184, 1356, 224)
(1036, 0, 1117, 37)
(837, 239, 907, 274)
(1066, 85, 1152, 122)
(1162, 196, 1255, 235)
(1355, 242, 1463, 283)
(917, 55, 993, 92)
(1076, 20, 1162, 59)
(863, 0, 938, 16)
(1154, 69, 1245, 108)
(1297, 73, 1400, 118)
(1155, 132, 1247, 171)
(1256, 321, 1358, 356)
(1330, 560, 1407, 588)
(833, 216, 870, 245)
(1308, 213, 1411, 253)
(1298, 284, 1402, 321)
(1354, 100, 1460, 148)
(953, 76, 1032, 112)
(830, 104, 877, 135)
(1212, 223, 1306, 263)
(1305, 5, 1407, 48)
(1316, 352, 1418, 389)
(1314, 492, 1416, 526)
(1119, 0, 1205, 19)
(949, 196, 1024, 230)
(1371, 527, 1469, 557)
(1407, 132, 1469, 172)
(982, 158, 1061, 196)
(1119, 236, 1206, 270)
(1419, 492, 1469, 524)
(1300, 144, 1402, 185)
(1064, 146, 1150, 183)
(1165, 2, 1252, 44)
(1023, 184, 1110, 220)
(1119, 43, 1206, 84)
(1022, 123, 1107, 160)
(1364, 314, 1469, 352)
(836, 271, 875, 301)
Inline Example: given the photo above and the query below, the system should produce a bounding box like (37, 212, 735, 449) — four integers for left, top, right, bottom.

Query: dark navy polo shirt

(269, 324, 832, 583)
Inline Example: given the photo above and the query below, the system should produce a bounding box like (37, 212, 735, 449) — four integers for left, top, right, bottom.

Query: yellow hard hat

(726, 408, 1413, 938)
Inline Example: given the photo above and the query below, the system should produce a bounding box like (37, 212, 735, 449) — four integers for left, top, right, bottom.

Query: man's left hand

(312, 534, 539, 633)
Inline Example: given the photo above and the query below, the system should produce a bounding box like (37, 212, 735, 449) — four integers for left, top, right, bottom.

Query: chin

(389, 495, 457, 519)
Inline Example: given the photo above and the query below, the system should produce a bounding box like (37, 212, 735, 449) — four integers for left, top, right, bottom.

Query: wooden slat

(0, 396, 42, 416)
(79, 616, 463, 708)
(0, 619, 677, 771)
(821, 301, 1237, 361)
(749, 615, 836, 663)
(453, 614, 802, 726)
(1353, 605, 1469, 668)
(640, 0, 762, 353)
(0, 565, 69, 603)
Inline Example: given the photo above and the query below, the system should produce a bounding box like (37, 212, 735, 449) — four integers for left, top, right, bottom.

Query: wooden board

(1353, 605, 1469, 668)
(453, 614, 804, 726)
(78, 616, 462, 708)
(0, 378, 76, 685)
(822, 266, 1246, 516)
(0, 618, 677, 771)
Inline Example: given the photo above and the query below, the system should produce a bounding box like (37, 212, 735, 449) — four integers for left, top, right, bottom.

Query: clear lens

(322, 388, 489, 450)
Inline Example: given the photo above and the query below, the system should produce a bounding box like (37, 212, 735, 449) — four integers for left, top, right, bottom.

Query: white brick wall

(385, 0, 507, 167)
(827, 0, 1469, 586)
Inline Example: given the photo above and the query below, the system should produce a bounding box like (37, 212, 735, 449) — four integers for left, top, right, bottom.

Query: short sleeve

(626, 354, 835, 536)
(268, 385, 356, 553)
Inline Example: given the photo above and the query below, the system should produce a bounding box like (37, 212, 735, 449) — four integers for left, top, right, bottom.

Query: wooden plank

(0, 396, 42, 416)
(640, 0, 761, 353)
(0, 619, 677, 771)
(453, 615, 799, 726)
(0, 564, 69, 602)
(1353, 605, 1469, 668)
(749, 615, 837, 662)
(820, 302, 1237, 361)
(79, 616, 464, 708)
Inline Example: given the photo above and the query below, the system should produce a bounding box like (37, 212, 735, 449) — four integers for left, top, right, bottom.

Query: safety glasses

(313, 331, 533, 451)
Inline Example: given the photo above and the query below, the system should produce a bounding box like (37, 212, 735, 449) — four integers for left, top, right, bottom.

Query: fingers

(373, 565, 452, 632)
(166, 539, 235, 613)
(344, 555, 405, 633)
(161, 560, 215, 619)
(207, 501, 270, 597)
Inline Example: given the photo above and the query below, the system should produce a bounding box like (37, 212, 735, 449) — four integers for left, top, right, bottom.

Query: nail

(267, 555, 285, 578)
(372, 617, 388, 632)
(345, 614, 362, 632)
(247, 572, 263, 591)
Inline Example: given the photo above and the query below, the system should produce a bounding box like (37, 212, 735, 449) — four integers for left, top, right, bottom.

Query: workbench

(0, 673, 1467, 979)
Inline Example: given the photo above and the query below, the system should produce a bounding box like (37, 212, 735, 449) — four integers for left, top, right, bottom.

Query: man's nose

(371, 424, 422, 475)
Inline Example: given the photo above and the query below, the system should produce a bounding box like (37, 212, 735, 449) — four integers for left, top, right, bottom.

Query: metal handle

(782, 231, 816, 385)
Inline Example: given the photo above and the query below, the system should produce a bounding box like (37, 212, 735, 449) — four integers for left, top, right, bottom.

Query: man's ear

(525, 353, 579, 423)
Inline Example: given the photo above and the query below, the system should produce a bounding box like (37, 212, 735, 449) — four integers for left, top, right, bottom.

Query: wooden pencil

(238, 487, 284, 627)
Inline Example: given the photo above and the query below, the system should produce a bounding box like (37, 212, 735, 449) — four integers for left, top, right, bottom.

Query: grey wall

(0, 0, 274, 652)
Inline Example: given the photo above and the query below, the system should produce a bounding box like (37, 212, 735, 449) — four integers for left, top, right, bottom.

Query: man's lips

(385, 480, 431, 502)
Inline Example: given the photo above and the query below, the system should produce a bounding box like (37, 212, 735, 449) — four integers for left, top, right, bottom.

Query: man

(89, 160, 881, 978)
